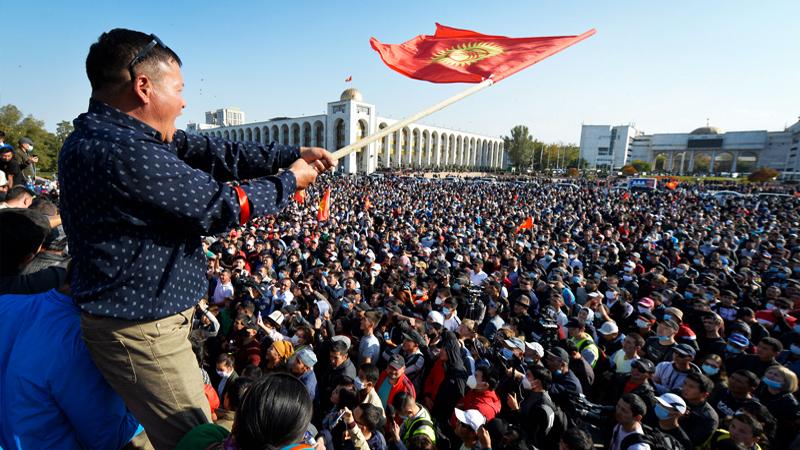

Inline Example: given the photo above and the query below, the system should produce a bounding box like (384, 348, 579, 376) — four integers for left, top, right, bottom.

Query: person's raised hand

(289, 158, 320, 190)
(506, 392, 520, 411)
(477, 426, 492, 449)
(342, 406, 354, 424)
(300, 147, 337, 173)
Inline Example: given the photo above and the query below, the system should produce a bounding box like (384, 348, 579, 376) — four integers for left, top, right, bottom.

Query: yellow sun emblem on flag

(431, 42, 504, 67)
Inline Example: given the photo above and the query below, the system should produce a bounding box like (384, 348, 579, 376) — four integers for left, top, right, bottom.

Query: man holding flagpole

(59, 28, 335, 450)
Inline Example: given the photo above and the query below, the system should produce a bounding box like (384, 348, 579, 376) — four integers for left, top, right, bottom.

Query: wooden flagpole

(331, 78, 494, 160)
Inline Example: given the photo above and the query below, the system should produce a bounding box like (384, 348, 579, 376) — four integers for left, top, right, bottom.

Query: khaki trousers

(81, 307, 211, 450)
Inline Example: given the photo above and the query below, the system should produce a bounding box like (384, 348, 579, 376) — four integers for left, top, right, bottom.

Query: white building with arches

(187, 88, 507, 174)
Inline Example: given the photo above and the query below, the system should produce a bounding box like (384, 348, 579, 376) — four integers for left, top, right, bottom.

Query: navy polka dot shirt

(58, 100, 299, 320)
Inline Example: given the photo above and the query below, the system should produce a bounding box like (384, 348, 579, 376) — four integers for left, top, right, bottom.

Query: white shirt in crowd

(213, 281, 234, 305)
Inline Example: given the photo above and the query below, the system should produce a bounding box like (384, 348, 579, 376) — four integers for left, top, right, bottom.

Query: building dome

(690, 126, 722, 135)
(340, 88, 363, 102)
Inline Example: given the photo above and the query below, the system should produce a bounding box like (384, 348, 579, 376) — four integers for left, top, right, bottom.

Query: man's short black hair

(527, 364, 553, 390)
(685, 371, 714, 393)
(759, 336, 783, 353)
(359, 363, 380, 384)
(620, 393, 647, 418)
(0, 208, 51, 275)
(356, 403, 384, 433)
(6, 186, 34, 202)
(732, 369, 760, 389)
(476, 365, 500, 391)
(86, 28, 182, 93)
(222, 376, 254, 411)
(560, 428, 593, 450)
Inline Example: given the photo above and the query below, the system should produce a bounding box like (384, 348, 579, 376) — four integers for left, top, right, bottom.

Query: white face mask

(354, 377, 365, 391)
(290, 335, 301, 345)
(216, 369, 229, 378)
(466, 375, 477, 389)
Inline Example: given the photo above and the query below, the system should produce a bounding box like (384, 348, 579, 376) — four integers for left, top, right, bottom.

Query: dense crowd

(7, 157, 800, 450)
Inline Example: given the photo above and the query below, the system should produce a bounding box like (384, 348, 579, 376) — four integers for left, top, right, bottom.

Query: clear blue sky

(2, 1, 798, 144)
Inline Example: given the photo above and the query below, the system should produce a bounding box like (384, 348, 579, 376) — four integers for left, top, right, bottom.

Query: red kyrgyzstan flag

(515, 216, 534, 233)
(370, 23, 595, 84)
(317, 189, 331, 222)
(364, 195, 371, 211)
(293, 190, 306, 203)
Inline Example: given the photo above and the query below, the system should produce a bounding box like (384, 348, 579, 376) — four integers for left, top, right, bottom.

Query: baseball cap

(632, 358, 655, 373)
(598, 321, 619, 335)
(566, 318, 583, 329)
(19, 137, 33, 146)
(332, 335, 352, 351)
(389, 354, 406, 370)
(656, 393, 687, 414)
(525, 341, 544, 357)
(428, 311, 445, 326)
(504, 338, 526, 352)
(728, 333, 750, 348)
(673, 343, 696, 358)
(454, 408, 486, 432)
(638, 298, 655, 309)
(402, 330, 425, 347)
(547, 346, 569, 362)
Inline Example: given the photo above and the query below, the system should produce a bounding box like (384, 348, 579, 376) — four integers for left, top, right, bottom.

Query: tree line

(502, 125, 585, 171)
(0, 104, 73, 177)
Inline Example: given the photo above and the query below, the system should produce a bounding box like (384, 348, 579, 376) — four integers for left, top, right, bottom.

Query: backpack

(620, 424, 684, 450)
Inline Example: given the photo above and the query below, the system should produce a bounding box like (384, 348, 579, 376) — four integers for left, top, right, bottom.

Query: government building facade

(580, 119, 800, 179)
(187, 89, 507, 174)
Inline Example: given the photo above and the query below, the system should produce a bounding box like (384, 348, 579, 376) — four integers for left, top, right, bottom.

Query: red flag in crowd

(293, 190, 306, 203)
(344, 75, 353, 82)
(515, 216, 533, 233)
(513, 193, 519, 202)
(370, 23, 596, 84)
(364, 195, 371, 211)
(317, 189, 331, 222)
(666, 181, 679, 190)
(622, 192, 630, 201)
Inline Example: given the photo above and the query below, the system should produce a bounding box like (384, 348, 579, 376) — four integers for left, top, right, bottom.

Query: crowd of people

(4, 157, 800, 450)
(4, 27, 800, 450)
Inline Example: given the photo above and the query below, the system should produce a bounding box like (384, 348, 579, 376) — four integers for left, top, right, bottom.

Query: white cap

(332, 335, 352, 350)
(427, 310, 445, 326)
(598, 321, 619, 335)
(625, 261, 636, 269)
(656, 393, 687, 414)
(587, 292, 603, 299)
(525, 341, 544, 357)
(267, 310, 285, 327)
(454, 408, 486, 432)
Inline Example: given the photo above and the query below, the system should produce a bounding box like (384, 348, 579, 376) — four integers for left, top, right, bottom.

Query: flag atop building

(345, 75, 353, 82)
(370, 23, 595, 84)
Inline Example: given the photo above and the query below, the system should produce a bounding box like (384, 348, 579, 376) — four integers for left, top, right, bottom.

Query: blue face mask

(791, 344, 800, 355)
(658, 335, 671, 342)
(684, 292, 694, 300)
(726, 345, 742, 354)
(762, 377, 783, 390)
(663, 314, 672, 321)
(654, 404, 671, 420)
(702, 364, 720, 376)
(501, 348, 514, 360)
(553, 369, 562, 376)
(442, 307, 451, 316)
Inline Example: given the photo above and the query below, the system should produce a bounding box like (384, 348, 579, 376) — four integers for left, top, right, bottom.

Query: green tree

(503, 125, 535, 169)
(630, 160, 651, 173)
(748, 167, 779, 182)
(621, 165, 637, 176)
(56, 120, 74, 146)
(0, 104, 63, 176)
